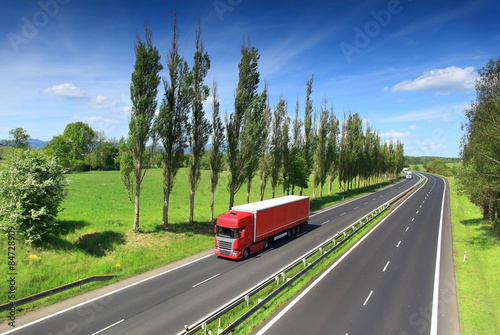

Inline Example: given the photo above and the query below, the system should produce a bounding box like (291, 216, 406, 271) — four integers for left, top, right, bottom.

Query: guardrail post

(281, 272, 286, 282)
(202, 322, 207, 335)
(303, 258, 307, 267)
(319, 247, 323, 255)
(275, 276, 279, 285)
(245, 295, 250, 306)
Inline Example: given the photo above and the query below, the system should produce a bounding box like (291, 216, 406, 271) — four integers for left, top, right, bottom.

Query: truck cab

(215, 211, 254, 259)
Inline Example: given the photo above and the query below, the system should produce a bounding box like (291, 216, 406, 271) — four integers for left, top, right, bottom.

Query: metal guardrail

(180, 179, 421, 335)
(0, 275, 118, 313)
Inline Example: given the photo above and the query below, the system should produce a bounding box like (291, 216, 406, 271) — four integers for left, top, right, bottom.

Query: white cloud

(379, 130, 411, 139)
(408, 125, 417, 130)
(383, 66, 477, 94)
(90, 95, 118, 110)
(43, 83, 86, 99)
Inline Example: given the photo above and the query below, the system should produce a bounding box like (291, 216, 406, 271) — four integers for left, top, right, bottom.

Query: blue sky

(1, 0, 499, 157)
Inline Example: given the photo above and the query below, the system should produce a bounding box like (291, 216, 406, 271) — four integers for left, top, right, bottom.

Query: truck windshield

(216, 226, 238, 239)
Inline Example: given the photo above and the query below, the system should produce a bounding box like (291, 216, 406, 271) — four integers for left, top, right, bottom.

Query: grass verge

(448, 176, 500, 334)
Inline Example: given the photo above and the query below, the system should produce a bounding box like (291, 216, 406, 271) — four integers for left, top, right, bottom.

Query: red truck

(215, 195, 310, 259)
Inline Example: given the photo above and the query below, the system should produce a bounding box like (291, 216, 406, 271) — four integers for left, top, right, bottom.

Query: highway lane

(1, 177, 420, 335)
(254, 173, 459, 335)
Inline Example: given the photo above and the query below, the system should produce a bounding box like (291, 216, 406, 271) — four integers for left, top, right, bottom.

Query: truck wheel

(243, 248, 250, 260)
(263, 239, 270, 249)
(296, 225, 301, 234)
(286, 229, 292, 238)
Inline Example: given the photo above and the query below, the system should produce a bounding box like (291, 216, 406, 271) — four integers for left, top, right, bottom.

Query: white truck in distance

(406, 171, 413, 179)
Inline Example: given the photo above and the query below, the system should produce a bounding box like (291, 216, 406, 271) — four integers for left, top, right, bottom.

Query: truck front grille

(218, 239, 233, 255)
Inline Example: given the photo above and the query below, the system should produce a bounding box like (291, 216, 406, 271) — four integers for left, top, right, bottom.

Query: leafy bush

(0, 149, 70, 244)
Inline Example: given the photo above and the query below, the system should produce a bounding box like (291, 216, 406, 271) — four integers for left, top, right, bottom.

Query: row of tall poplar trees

(121, 15, 404, 232)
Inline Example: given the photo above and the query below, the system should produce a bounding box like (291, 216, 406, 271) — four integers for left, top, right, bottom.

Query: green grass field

(0, 167, 399, 317)
(448, 177, 500, 334)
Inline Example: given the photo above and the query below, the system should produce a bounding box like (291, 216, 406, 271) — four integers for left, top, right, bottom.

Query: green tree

(122, 22, 163, 231)
(327, 104, 339, 195)
(63, 122, 96, 161)
(287, 147, 308, 194)
(459, 58, 500, 224)
(270, 95, 287, 198)
(210, 80, 225, 220)
(6, 127, 30, 149)
(0, 149, 69, 245)
(280, 109, 290, 196)
(188, 20, 211, 224)
(313, 99, 330, 198)
(156, 11, 191, 228)
(226, 40, 261, 209)
(258, 98, 271, 201)
(302, 74, 314, 195)
(43, 134, 71, 168)
(292, 97, 303, 150)
(242, 83, 269, 202)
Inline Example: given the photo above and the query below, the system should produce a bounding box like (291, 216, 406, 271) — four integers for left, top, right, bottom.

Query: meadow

(0, 167, 398, 316)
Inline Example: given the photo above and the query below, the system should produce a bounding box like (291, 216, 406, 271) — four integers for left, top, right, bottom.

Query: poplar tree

(258, 98, 271, 201)
(210, 80, 225, 221)
(122, 21, 163, 231)
(156, 11, 191, 228)
(327, 104, 339, 195)
(281, 105, 290, 196)
(302, 74, 314, 195)
(188, 20, 211, 224)
(270, 95, 286, 198)
(292, 97, 303, 150)
(226, 40, 261, 209)
(242, 83, 268, 203)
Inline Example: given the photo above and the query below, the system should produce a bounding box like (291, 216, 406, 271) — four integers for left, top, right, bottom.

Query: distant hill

(28, 139, 47, 149)
(0, 139, 47, 149)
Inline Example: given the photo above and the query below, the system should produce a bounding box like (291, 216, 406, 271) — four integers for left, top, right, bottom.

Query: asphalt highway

(1, 176, 423, 335)
(254, 173, 460, 335)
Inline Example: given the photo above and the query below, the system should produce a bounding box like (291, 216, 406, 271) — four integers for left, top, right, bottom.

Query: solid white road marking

(91, 319, 125, 335)
(363, 291, 373, 306)
(192, 273, 221, 288)
(382, 261, 390, 272)
(430, 176, 447, 335)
